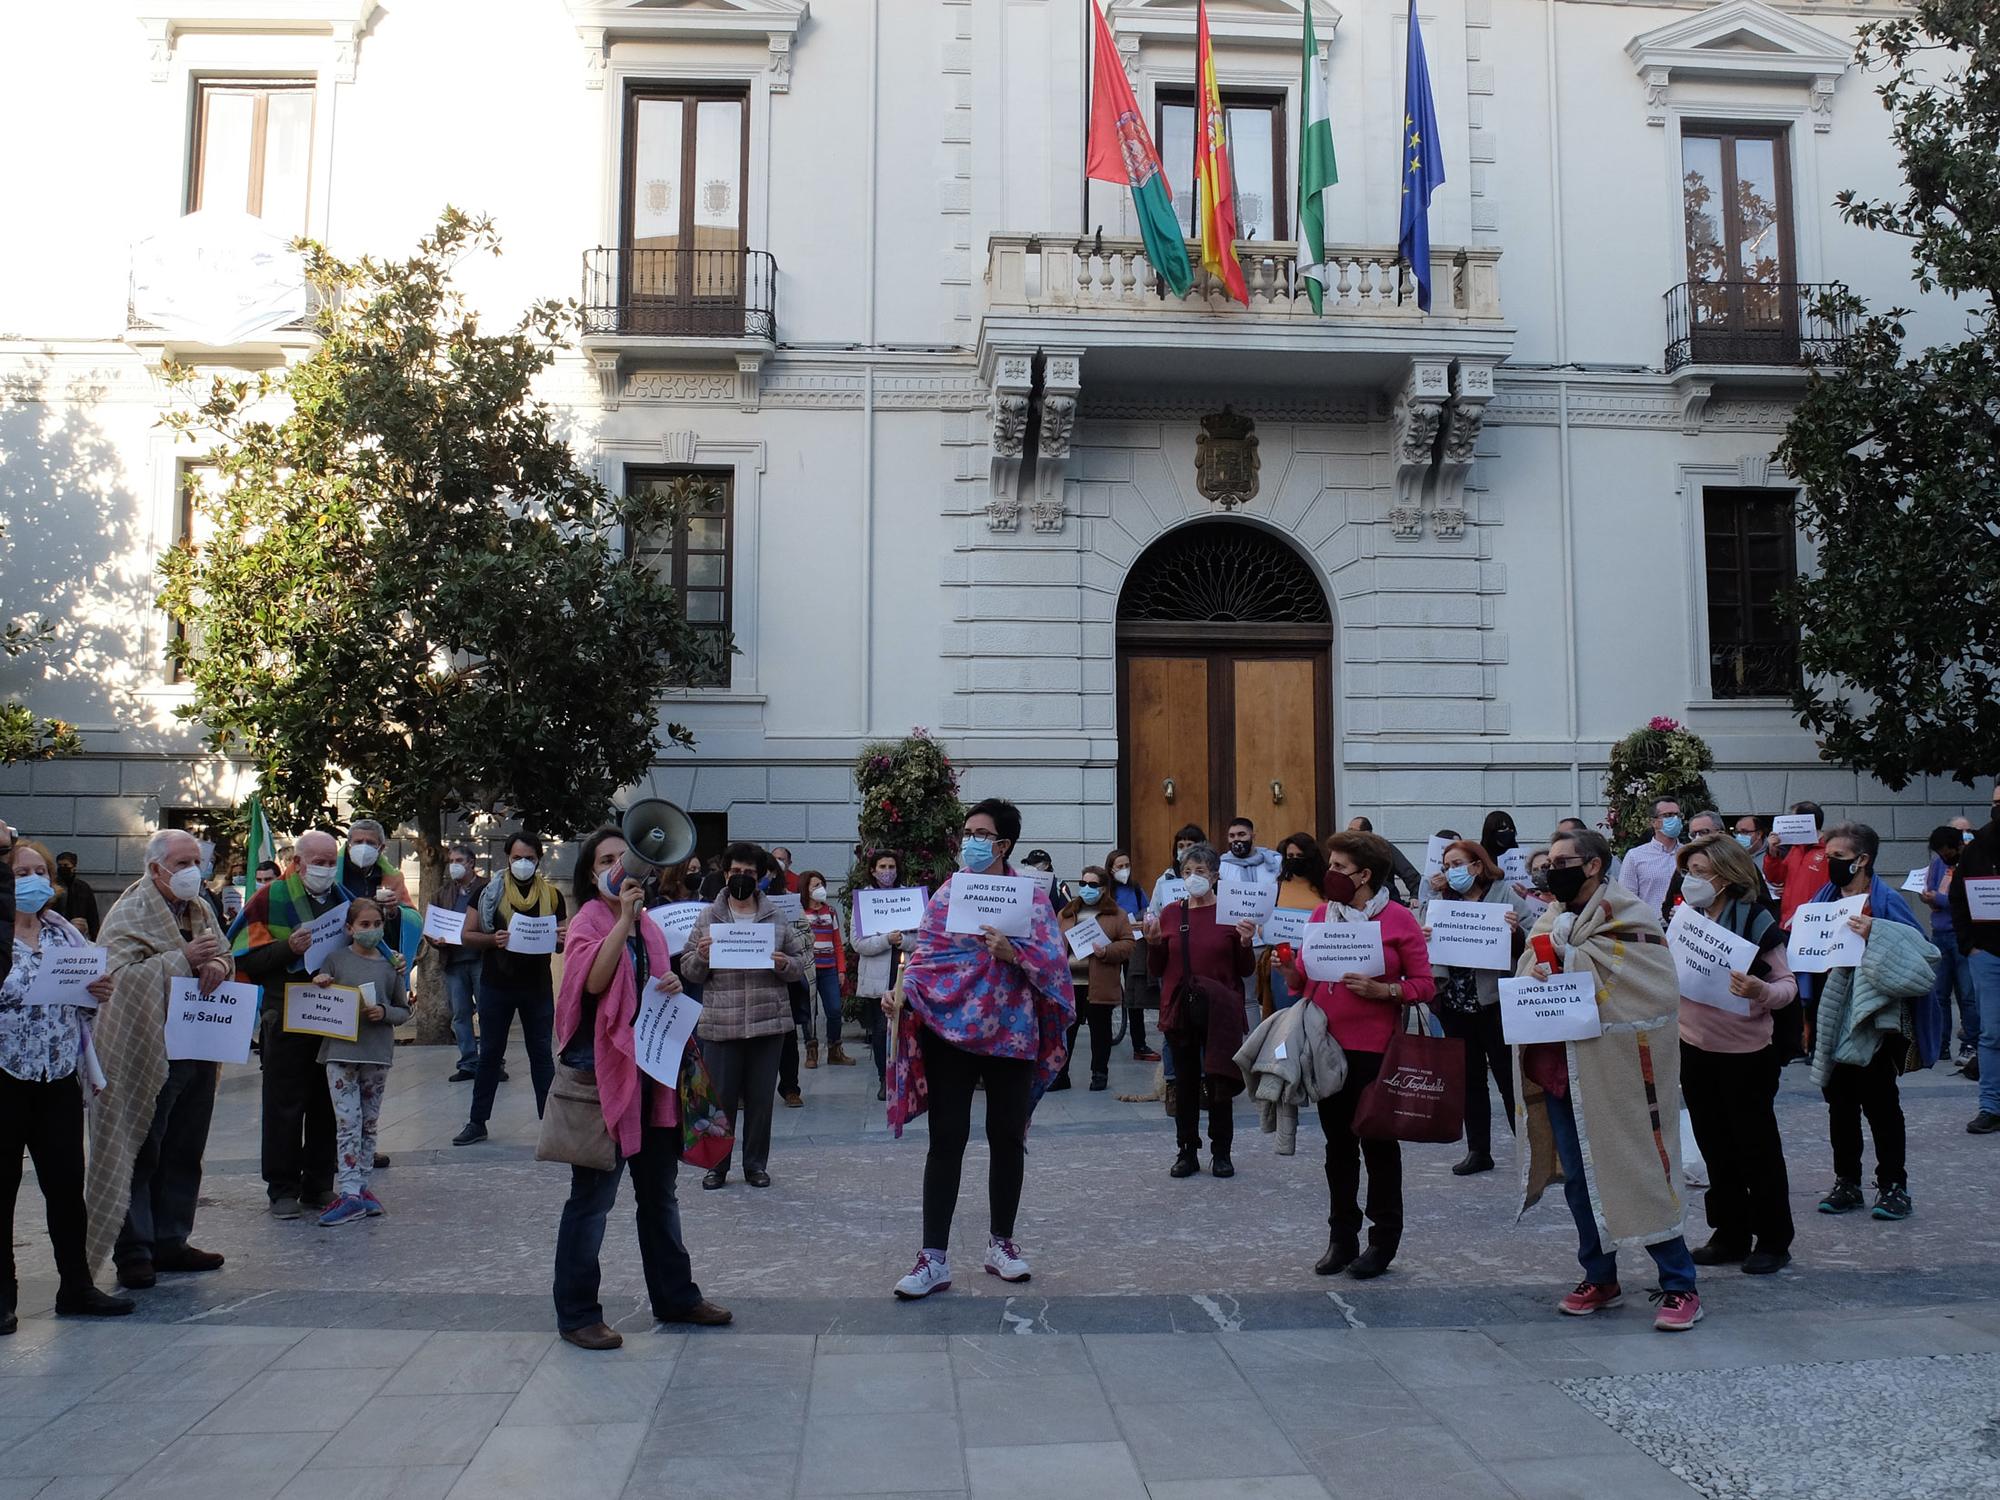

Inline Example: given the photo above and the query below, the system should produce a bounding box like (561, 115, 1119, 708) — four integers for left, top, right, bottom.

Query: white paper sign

(1499, 849, 1530, 886)
(1157, 878, 1189, 908)
(709, 921, 778, 971)
(1064, 914, 1108, 959)
(634, 979, 702, 1086)
(1301, 921, 1386, 981)
(1426, 900, 1513, 971)
(165, 976, 260, 1064)
(1217, 868, 1278, 926)
(24, 947, 106, 1008)
(767, 893, 805, 922)
(421, 904, 467, 944)
(1499, 972, 1603, 1044)
(854, 886, 929, 938)
(1786, 895, 1868, 973)
(1963, 878, 2000, 921)
(645, 901, 707, 956)
(1668, 906, 1759, 1015)
(299, 902, 352, 973)
(1420, 835, 1450, 890)
(507, 913, 558, 955)
(1901, 868, 1928, 895)
(1260, 906, 1311, 949)
(945, 873, 1037, 938)
(1773, 814, 1820, 847)
(282, 981, 360, 1041)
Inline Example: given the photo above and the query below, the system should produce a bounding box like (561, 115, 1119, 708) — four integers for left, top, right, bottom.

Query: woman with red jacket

(1287, 830, 1435, 1280)
(1147, 842, 1256, 1180)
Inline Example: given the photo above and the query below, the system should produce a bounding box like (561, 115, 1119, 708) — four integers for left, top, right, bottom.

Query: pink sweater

(1301, 901, 1436, 1055)
(1677, 934, 1798, 1054)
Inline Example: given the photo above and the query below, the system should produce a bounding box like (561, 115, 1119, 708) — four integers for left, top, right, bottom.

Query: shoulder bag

(1352, 1003, 1465, 1144)
(535, 1063, 616, 1172)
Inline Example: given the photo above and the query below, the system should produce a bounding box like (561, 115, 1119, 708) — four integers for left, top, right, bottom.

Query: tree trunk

(407, 807, 454, 1043)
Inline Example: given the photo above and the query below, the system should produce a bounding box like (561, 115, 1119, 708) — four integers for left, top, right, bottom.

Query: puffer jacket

(682, 892, 812, 1041)
(1809, 916, 1938, 1087)
(1231, 1000, 1347, 1154)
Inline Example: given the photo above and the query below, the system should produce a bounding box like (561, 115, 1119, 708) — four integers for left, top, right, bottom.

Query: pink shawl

(556, 897, 677, 1157)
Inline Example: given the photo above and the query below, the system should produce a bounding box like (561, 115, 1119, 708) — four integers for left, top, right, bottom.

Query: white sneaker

(983, 1237, 1032, 1283)
(893, 1250, 952, 1300)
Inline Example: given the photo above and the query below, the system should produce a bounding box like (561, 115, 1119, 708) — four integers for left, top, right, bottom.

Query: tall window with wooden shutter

(626, 469, 733, 689)
(1702, 487, 1800, 700)
(190, 80, 315, 230)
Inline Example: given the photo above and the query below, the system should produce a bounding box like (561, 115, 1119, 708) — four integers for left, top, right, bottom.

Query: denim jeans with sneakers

(443, 963, 479, 1074)
(1545, 1089, 1696, 1293)
(1971, 951, 2000, 1119)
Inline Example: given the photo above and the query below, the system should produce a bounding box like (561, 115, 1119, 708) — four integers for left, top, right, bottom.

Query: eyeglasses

(959, 828, 995, 841)
(1549, 856, 1589, 870)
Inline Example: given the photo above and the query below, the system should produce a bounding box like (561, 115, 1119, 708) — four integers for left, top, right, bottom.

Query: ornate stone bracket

(985, 352, 1034, 532)
(140, 4, 376, 84)
(1432, 360, 1496, 540)
(1030, 352, 1081, 533)
(1679, 378, 1715, 435)
(1389, 360, 1450, 540)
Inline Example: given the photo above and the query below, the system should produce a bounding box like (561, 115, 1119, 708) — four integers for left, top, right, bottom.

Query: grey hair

(1823, 821, 1880, 865)
(1551, 828, 1614, 877)
(1178, 841, 1222, 878)
(145, 828, 196, 865)
(347, 818, 387, 842)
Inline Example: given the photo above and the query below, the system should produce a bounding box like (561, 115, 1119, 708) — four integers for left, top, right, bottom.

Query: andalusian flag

(1297, 7, 1338, 314)
(242, 793, 275, 886)
(1085, 1, 1191, 297)
(1194, 0, 1248, 304)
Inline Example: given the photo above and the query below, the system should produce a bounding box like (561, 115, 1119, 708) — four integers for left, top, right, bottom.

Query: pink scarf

(556, 897, 677, 1157)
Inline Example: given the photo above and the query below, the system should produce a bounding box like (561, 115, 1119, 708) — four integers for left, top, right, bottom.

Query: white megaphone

(619, 798, 697, 882)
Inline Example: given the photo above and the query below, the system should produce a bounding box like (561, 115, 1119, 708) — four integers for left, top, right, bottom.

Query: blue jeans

(552, 1124, 700, 1331)
(1544, 1089, 1696, 1293)
(1931, 939, 1977, 1051)
(815, 968, 844, 1046)
(1971, 951, 2000, 1118)
(444, 964, 479, 1073)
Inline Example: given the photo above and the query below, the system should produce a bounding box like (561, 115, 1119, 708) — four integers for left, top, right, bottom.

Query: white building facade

(0, 0, 1983, 882)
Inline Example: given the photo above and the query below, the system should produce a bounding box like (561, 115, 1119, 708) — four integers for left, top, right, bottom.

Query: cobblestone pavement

(6, 1040, 1999, 1497)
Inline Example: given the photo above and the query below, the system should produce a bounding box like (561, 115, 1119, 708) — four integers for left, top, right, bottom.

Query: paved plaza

(6, 1042, 2000, 1499)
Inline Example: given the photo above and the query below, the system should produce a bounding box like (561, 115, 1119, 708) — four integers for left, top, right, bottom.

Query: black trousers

(1124, 940, 1152, 1052)
(552, 1124, 699, 1332)
(116, 1058, 219, 1269)
(1316, 1049, 1402, 1254)
(261, 1016, 335, 1204)
(470, 973, 555, 1125)
(706, 1033, 783, 1174)
(917, 1027, 1033, 1253)
(1823, 1039, 1906, 1190)
(0, 1071, 89, 1292)
(1680, 1041, 1793, 1253)
(1167, 1029, 1234, 1156)
(1056, 1007, 1116, 1084)
(1438, 1004, 1515, 1156)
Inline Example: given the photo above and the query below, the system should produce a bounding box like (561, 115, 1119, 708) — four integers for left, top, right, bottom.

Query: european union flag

(1398, 0, 1446, 311)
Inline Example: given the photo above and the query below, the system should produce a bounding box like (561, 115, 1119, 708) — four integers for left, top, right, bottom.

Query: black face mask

(1229, 840, 1253, 859)
(1827, 856, 1863, 889)
(1546, 864, 1590, 904)
(1281, 855, 1312, 879)
(727, 872, 757, 901)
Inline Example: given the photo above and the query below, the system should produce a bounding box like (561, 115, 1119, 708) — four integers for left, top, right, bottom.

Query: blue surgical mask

(1445, 865, 1476, 894)
(13, 874, 53, 913)
(1735, 833, 1755, 850)
(1661, 816, 1684, 839)
(353, 927, 384, 949)
(1966, 830, 1978, 845)
(958, 836, 994, 871)
(1079, 885, 1103, 904)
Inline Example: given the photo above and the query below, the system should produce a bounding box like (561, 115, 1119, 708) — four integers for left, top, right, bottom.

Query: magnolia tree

(159, 210, 723, 1033)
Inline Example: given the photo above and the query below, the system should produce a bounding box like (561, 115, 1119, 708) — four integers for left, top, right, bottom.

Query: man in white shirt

(1618, 797, 1684, 908)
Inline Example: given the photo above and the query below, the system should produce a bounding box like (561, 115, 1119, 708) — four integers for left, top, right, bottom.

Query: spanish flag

(1194, 0, 1247, 304)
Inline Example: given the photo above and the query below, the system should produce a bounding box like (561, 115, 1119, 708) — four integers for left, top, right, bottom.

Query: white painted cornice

(566, 0, 807, 88)
(135, 1, 378, 82)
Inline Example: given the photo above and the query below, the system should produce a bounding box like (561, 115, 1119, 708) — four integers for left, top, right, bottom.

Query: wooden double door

(1119, 635, 1332, 885)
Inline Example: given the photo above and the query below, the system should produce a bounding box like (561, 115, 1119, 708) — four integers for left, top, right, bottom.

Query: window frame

(618, 83, 751, 257)
(624, 465, 736, 690)
(168, 459, 223, 682)
(1699, 485, 1801, 702)
(187, 77, 317, 223)
(1153, 85, 1289, 243)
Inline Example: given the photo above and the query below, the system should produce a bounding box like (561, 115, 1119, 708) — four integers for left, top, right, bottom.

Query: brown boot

(1163, 1080, 1179, 1119)
(560, 1322, 624, 1351)
(805, 1041, 819, 1069)
(828, 1044, 857, 1066)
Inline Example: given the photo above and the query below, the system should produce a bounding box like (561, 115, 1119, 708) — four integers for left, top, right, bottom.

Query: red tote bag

(1351, 1005, 1465, 1144)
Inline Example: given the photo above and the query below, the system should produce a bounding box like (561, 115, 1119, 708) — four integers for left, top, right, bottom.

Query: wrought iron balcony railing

(581, 247, 777, 340)
(1664, 280, 1851, 373)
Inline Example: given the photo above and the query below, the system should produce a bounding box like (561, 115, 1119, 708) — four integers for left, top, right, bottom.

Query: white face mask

(349, 844, 380, 869)
(448, 861, 467, 882)
(511, 858, 537, 881)
(167, 864, 205, 902)
(1183, 873, 1212, 900)
(1113, 868, 1131, 884)
(810, 884, 828, 902)
(596, 867, 622, 897)
(301, 862, 337, 895)
(197, 840, 215, 877)
(1679, 874, 1720, 911)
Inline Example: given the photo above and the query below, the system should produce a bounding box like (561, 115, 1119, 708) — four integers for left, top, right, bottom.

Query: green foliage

(1773, 0, 2000, 789)
(157, 209, 723, 852)
(839, 730, 964, 901)
(1603, 718, 1716, 851)
(0, 518, 80, 764)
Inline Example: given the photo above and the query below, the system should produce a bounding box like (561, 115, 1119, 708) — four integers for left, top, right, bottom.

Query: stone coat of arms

(1196, 407, 1259, 510)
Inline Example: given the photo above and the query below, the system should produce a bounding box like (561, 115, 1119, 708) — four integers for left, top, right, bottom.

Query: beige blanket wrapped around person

(1514, 879, 1686, 1250)
(84, 877, 221, 1274)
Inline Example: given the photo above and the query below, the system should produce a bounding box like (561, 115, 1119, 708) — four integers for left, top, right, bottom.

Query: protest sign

(1964, 878, 2000, 922)
(1773, 813, 1820, 847)
(507, 913, 558, 955)
(24, 947, 105, 1008)
(1667, 905, 1759, 1015)
(1217, 868, 1278, 926)
(1064, 914, 1108, 959)
(1425, 900, 1513, 971)
(634, 980, 702, 1086)
(282, 981, 360, 1042)
(1786, 895, 1867, 973)
(1260, 906, 1311, 949)
(1499, 973, 1602, 1044)
(945, 873, 1037, 938)
(709, 922, 778, 971)
(645, 901, 706, 956)
(300, 902, 352, 972)
(421, 904, 467, 944)
(1300, 921, 1386, 982)
(854, 886, 929, 938)
(165, 977, 260, 1064)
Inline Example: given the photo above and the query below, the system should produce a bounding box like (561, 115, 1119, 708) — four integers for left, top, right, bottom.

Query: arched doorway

(1116, 521, 1335, 883)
